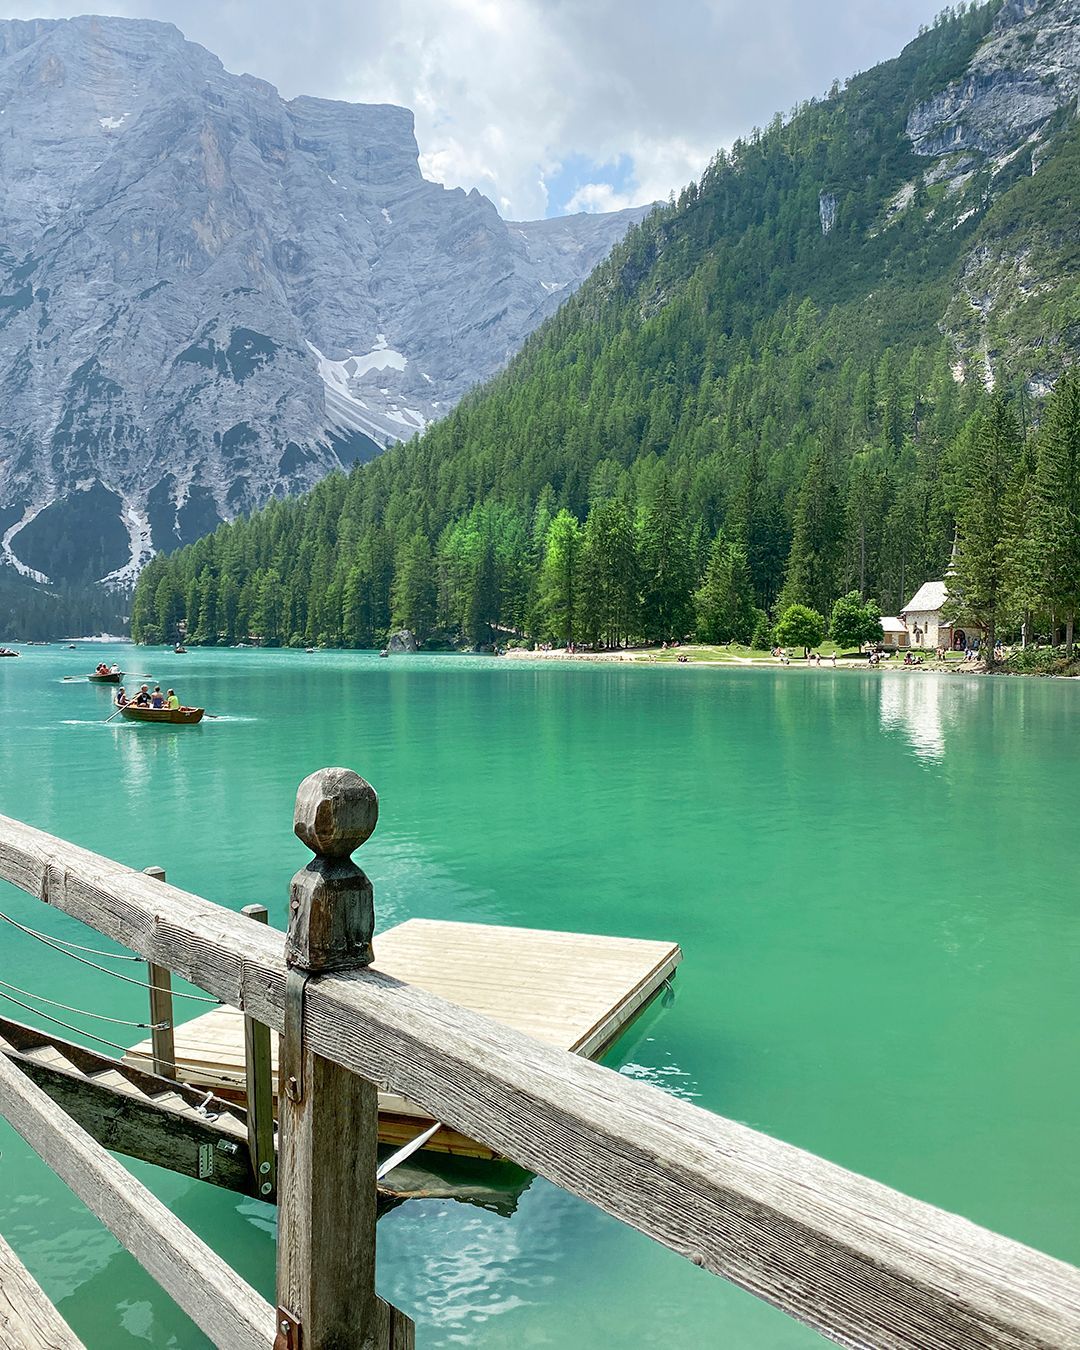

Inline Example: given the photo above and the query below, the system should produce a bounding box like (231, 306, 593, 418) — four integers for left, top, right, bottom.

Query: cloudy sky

(6, 0, 946, 219)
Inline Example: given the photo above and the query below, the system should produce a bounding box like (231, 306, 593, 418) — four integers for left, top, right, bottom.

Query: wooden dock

(6, 769, 1078, 1350)
(125, 918, 682, 1157)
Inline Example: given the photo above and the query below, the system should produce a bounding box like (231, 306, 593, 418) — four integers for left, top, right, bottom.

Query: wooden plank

(0, 1048, 274, 1350)
(241, 904, 276, 1203)
(0, 1231, 85, 1350)
(143, 868, 177, 1081)
(2, 812, 1079, 1349)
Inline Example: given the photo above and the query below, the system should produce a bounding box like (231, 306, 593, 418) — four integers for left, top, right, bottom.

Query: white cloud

(0, 0, 949, 219)
(564, 183, 639, 215)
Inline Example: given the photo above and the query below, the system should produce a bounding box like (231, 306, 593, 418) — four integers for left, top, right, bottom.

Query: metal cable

(0, 978, 167, 1030)
(0, 986, 247, 1095)
(0, 987, 141, 1053)
(0, 910, 141, 961)
(0, 909, 222, 1003)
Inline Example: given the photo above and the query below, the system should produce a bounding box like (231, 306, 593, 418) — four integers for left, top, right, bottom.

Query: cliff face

(0, 17, 650, 583)
(907, 0, 1079, 159)
(897, 0, 1080, 385)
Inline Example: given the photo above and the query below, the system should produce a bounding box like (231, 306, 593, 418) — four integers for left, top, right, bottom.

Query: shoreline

(501, 646, 1077, 676)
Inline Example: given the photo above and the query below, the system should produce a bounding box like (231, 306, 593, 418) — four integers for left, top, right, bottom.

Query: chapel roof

(901, 581, 947, 614)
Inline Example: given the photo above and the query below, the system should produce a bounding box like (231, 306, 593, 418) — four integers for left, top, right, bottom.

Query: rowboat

(88, 671, 122, 683)
(0, 648, 19, 658)
(120, 706, 204, 725)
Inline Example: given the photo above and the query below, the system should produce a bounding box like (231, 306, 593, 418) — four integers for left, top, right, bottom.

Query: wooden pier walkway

(125, 918, 681, 1156)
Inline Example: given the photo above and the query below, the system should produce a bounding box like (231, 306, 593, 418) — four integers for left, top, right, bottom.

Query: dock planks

(125, 919, 681, 1157)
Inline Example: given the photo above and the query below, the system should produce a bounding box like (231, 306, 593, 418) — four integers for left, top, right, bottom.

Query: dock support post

(242, 903, 277, 1204)
(275, 768, 413, 1350)
(142, 867, 175, 1081)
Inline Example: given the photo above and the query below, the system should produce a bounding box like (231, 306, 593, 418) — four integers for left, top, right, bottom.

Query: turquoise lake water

(0, 646, 1077, 1347)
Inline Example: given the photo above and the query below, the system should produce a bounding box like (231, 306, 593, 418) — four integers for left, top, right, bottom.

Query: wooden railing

(0, 768, 1078, 1350)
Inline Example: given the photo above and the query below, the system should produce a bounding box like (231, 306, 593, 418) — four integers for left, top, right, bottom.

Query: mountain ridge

(0, 14, 650, 590)
(131, 0, 1080, 652)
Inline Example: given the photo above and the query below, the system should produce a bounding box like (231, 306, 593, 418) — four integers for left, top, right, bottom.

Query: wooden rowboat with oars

(87, 670, 123, 683)
(120, 706, 205, 725)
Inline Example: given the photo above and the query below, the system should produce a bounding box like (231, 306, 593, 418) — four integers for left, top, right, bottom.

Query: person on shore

(830, 653, 836, 665)
(165, 689, 180, 710)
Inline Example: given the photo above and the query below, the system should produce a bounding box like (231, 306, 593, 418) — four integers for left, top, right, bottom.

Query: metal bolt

(261, 1181, 273, 1195)
(260, 1160, 271, 1174)
(285, 1074, 300, 1101)
(280, 1320, 290, 1334)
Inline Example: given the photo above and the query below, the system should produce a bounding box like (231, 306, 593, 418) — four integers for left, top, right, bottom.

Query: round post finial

(288, 768, 379, 973)
(294, 767, 378, 859)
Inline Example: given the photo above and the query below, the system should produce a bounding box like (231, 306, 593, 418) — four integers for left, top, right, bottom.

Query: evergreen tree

(539, 511, 584, 646)
(1031, 371, 1080, 650)
(694, 533, 756, 643)
(1002, 437, 1041, 646)
(391, 531, 436, 637)
(580, 499, 639, 647)
(638, 476, 694, 642)
(778, 445, 844, 615)
(950, 395, 1020, 661)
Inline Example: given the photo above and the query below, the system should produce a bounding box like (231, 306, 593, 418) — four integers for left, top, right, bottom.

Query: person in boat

(132, 684, 151, 707)
(95, 663, 108, 675)
(150, 685, 165, 709)
(165, 689, 180, 710)
(114, 687, 128, 708)
(109, 663, 120, 675)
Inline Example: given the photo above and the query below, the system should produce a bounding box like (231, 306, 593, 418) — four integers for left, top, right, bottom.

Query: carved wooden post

(142, 866, 175, 1080)
(242, 903, 276, 1203)
(275, 768, 413, 1350)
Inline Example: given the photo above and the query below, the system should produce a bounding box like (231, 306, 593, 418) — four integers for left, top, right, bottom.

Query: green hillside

(133, 1, 1080, 651)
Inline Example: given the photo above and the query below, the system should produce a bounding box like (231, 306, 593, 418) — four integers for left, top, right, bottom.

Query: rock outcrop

(0, 17, 651, 583)
(907, 0, 1079, 167)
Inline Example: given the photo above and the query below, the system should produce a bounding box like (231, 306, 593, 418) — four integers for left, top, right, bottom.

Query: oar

(375, 1121, 443, 1180)
(104, 707, 124, 724)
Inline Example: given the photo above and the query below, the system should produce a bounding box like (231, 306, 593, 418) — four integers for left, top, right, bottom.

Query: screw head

(260, 1161, 271, 1174)
(261, 1182, 273, 1195)
(294, 767, 378, 858)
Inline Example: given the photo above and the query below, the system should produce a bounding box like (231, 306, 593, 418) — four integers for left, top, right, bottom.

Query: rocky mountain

(0, 16, 651, 588)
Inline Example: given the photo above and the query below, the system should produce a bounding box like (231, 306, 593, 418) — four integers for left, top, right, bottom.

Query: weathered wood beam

(277, 768, 413, 1349)
(242, 904, 276, 1203)
(1, 810, 1079, 1349)
(0, 1049, 275, 1350)
(143, 867, 176, 1080)
(0, 1230, 85, 1350)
